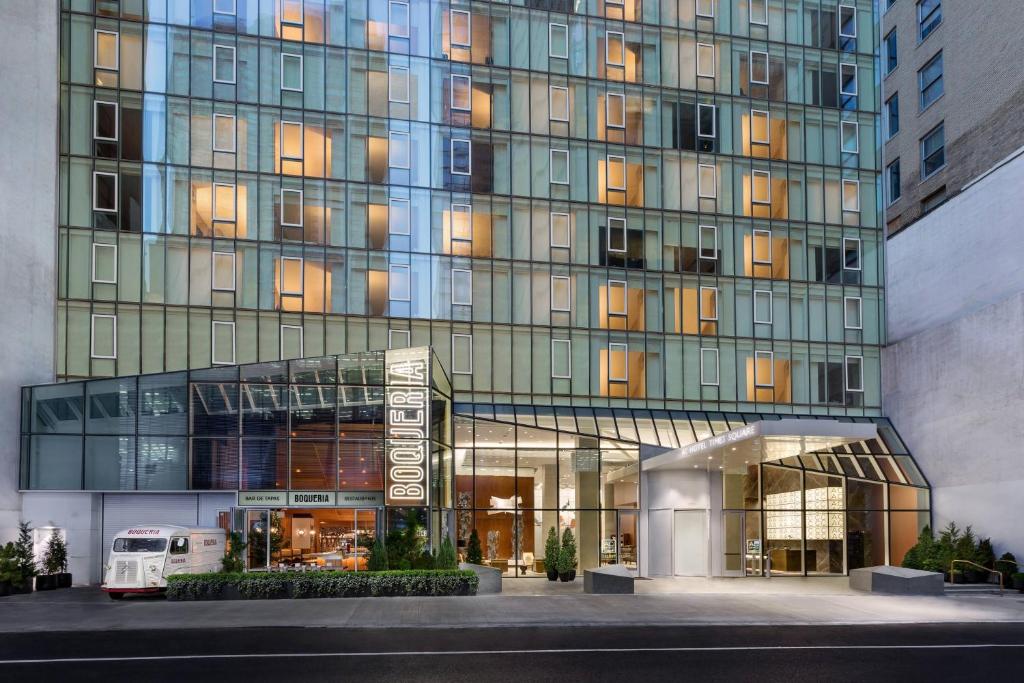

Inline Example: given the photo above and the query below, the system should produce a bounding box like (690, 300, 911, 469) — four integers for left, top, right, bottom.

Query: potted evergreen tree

(39, 529, 70, 590)
(557, 527, 578, 582)
(544, 527, 560, 581)
(0, 542, 18, 597)
(12, 522, 36, 594)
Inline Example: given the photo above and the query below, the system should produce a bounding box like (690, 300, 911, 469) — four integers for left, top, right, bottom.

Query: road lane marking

(3, 643, 1024, 664)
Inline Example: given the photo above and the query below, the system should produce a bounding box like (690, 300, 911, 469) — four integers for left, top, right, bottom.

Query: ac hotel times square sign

(384, 347, 431, 507)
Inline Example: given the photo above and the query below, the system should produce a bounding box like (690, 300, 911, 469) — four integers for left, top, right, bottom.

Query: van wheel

(107, 592, 125, 600)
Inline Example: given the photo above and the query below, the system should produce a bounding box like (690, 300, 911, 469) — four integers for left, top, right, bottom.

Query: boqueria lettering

(384, 348, 431, 506)
(292, 493, 331, 503)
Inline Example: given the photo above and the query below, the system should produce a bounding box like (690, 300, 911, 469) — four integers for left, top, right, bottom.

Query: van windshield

(113, 538, 167, 553)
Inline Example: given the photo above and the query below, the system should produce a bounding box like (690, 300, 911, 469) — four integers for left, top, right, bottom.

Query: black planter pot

(11, 581, 33, 594)
(558, 570, 577, 582)
(546, 569, 559, 582)
(1012, 576, 1024, 592)
(0, 581, 10, 597)
(35, 575, 56, 591)
(56, 573, 72, 589)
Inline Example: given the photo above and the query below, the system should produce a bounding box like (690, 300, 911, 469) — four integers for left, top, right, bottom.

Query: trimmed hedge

(166, 570, 478, 601)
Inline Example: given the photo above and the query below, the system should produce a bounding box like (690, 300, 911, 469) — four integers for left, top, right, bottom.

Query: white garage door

(101, 494, 199, 572)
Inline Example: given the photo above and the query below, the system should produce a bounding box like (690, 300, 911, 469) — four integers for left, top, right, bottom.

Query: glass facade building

(36, 0, 923, 578)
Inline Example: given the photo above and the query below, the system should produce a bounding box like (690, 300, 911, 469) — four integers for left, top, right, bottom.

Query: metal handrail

(950, 559, 1003, 595)
(995, 558, 1020, 570)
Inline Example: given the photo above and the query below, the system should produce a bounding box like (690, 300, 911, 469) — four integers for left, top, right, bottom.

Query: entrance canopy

(643, 419, 878, 473)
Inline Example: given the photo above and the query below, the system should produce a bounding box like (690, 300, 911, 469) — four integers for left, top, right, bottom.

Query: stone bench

(584, 564, 635, 594)
(849, 566, 944, 595)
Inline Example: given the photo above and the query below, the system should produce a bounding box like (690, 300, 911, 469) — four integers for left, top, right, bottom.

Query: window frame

(389, 197, 410, 236)
(211, 250, 236, 292)
(388, 329, 410, 349)
(91, 242, 118, 284)
(388, 65, 410, 104)
(212, 182, 236, 223)
(450, 137, 472, 176)
(886, 159, 901, 205)
(450, 74, 472, 112)
(884, 29, 898, 74)
(549, 23, 569, 59)
(838, 4, 857, 38)
(754, 350, 775, 387)
(92, 170, 118, 213)
(281, 188, 304, 228)
(750, 108, 770, 145)
(451, 334, 473, 375)
(605, 31, 625, 67)
(388, 264, 411, 302)
(389, 1, 410, 39)
(212, 112, 236, 153)
(842, 179, 861, 213)
(550, 275, 571, 312)
(94, 29, 119, 71)
(548, 85, 570, 122)
(696, 42, 716, 79)
(550, 211, 571, 248)
(749, 50, 769, 85)
(549, 148, 570, 184)
(450, 9, 472, 48)
(450, 203, 473, 243)
(608, 342, 629, 382)
(280, 120, 304, 160)
(697, 103, 716, 138)
(751, 169, 772, 205)
(90, 313, 117, 360)
(840, 63, 858, 96)
(844, 296, 863, 330)
(388, 130, 410, 169)
(885, 94, 899, 139)
(752, 228, 772, 265)
(607, 279, 628, 316)
(280, 324, 304, 359)
(840, 120, 859, 154)
(698, 163, 717, 198)
(696, 0, 715, 19)
(843, 237, 862, 272)
(551, 339, 572, 379)
(280, 0, 304, 27)
(700, 348, 720, 386)
(607, 216, 627, 253)
(93, 100, 118, 142)
(451, 268, 472, 306)
(750, 0, 768, 26)
(845, 355, 864, 392)
(753, 289, 773, 324)
(606, 154, 626, 191)
(213, 0, 236, 15)
(918, 0, 942, 41)
(280, 256, 305, 295)
(699, 224, 718, 260)
(918, 52, 943, 110)
(280, 52, 304, 92)
(699, 286, 719, 321)
(211, 321, 236, 366)
(606, 92, 626, 129)
(920, 122, 945, 179)
(212, 44, 236, 84)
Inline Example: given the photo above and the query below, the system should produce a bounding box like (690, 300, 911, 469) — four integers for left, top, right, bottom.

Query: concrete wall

(639, 468, 723, 577)
(884, 152, 1024, 557)
(0, 1, 59, 544)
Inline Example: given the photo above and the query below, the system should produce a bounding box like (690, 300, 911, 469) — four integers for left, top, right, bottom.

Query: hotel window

(450, 138, 471, 175)
(213, 45, 236, 84)
(281, 189, 303, 228)
(605, 31, 625, 67)
(450, 10, 471, 48)
(281, 0, 304, 27)
(750, 0, 768, 25)
(551, 339, 572, 379)
(451, 203, 472, 243)
(700, 348, 719, 385)
(696, 43, 715, 78)
(839, 5, 857, 38)
(93, 171, 118, 212)
(213, 0, 236, 15)
(550, 212, 570, 248)
(608, 343, 628, 382)
(90, 314, 117, 360)
(281, 120, 303, 160)
(918, 52, 943, 110)
(840, 63, 858, 96)
(841, 121, 859, 154)
(842, 180, 860, 212)
(280, 325, 303, 360)
(211, 321, 236, 365)
(451, 268, 472, 306)
(752, 170, 771, 205)
(281, 53, 303, 92)
(886, 159, 901, 203)
(751, 109, 770, 144)
(699, 224, 718, 259)
(845, 355, 864, 392)
(608, 279, 628, 316)
(389, 198, 410, 235)
(389, 1, 410, 39)
(885, 30, 898, 73)
(388, 66, 409, 103)
(606, 92, 626, 129)
(920, 123, 945, 178)
(697, 104, 716, 139)
(93, 101, 118, 142)
(749, 51, 769, 85)
(918, 0, 941, 40)
(389, 131, 410, 168)
(752, 229, 772, 264)
(212, 113, 235, 153)
(281, 257, 304, 295)
(607, 217, 627, 253)
(549, 85, 569, 122)
(884, 94, 901, 138)
(212, 183, 236, 223)
(607, 154, 626, 191)
(388, 329, 410, 349)
(844, 297, 863, 330)
(94, 30, 119, 71)
(451, 74, 471, 111)
(211, 251, 236, 291)
(452, 334, 473, 374)
(698, 164, 717, 198)
(549, 23, 568, 59)
(551, 275, 571, 312)
(550, 149, 569, 184)
(696, 0, 715, 18)
(91, 243, 117, 284)
(753, 290, 773, 324)
(700, 286, 718, 321)
(843, 237, 861, 271)
(754, 351, 774, 387)
(389, 264, 410, 301)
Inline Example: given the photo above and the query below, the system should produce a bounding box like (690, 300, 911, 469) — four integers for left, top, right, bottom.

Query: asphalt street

(1, 623, 1022, 682)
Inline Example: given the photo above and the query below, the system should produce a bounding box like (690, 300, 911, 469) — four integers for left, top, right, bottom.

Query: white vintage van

(102, 525, 226, 599)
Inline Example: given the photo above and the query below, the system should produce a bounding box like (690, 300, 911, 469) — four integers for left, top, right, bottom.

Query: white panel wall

(640, 468, 725, 577)
(21, 493, 101, 585)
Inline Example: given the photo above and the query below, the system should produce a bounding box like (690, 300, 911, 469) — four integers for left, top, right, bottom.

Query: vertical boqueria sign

(384, 347, 431, 507)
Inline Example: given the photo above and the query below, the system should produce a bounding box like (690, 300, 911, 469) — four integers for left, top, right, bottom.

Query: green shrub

(466, 529, 483, 565)
(42, 530, 68, 575)
(222, 531, 246, 573)
(435, 536, 457, 570)
(367, 538, 388, 572)
(996, 552, 1018, 586)
(0, 543, 20, 587)
(13, 522, 36, 585)
(166, 570, 479, 601)
(544, 527, 560, 570)
(556, 527, 578, 574)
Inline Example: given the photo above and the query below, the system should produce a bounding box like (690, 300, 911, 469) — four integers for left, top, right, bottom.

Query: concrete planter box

(459, 563, 502, 594)
(584, 565, 635, 594)
(849, 566, 944, 595)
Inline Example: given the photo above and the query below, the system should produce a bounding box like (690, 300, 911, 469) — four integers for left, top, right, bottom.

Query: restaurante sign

(384, 347, 431, 506)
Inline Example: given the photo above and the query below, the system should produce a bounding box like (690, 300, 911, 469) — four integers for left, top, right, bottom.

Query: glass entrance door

(244, 509, 270, 571)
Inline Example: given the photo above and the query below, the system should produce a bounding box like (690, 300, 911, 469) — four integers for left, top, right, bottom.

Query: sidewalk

(2, 580, 1023, 633)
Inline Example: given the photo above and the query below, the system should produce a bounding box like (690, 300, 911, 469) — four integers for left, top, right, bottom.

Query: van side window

(169, 538, 189, 555)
